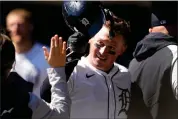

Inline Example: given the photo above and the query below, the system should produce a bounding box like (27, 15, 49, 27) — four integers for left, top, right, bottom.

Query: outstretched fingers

(46, 34, 67, 67)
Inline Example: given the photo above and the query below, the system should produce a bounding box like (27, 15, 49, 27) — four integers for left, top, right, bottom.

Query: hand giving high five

(43, 35, 66, 68)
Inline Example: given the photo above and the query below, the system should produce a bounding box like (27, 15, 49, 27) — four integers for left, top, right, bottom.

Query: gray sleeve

(128, 59, 139, 83)
(31, 67, 71, 119)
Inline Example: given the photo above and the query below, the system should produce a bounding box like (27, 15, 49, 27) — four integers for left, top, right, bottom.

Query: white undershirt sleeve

(167, 45, 178, 100)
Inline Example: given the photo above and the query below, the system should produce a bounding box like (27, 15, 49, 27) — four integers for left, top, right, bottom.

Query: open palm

(43, 35, 66, 68)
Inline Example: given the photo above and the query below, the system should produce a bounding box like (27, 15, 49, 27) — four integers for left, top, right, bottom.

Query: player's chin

(95, 59, 108, 67)
(97, 65, 109, 72)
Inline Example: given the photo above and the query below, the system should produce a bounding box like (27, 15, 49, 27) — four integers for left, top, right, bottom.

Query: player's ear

(117, 44, 127, 56)
(149, 28, 153, 33)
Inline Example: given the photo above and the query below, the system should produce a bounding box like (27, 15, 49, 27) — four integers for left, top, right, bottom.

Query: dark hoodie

(128, 32, 178, 119)
(133, 32, 176, 61)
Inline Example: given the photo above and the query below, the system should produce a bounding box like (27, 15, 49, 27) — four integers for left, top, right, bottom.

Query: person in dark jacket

(0, 30, 33, 119)
(128, 3, 178, 119)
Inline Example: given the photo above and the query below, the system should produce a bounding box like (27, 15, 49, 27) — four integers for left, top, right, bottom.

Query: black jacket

(1, 72, 33, 119)
(128, 32, 178, 119)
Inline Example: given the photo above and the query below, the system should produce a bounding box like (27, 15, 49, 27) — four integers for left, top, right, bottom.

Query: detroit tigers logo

(160, 20, 166, 25)
(81, 18, 90, 26)
(116, 86, 131, 116)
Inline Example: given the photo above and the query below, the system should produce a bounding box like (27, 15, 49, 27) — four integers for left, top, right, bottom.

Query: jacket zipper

(103, 75, 109, 119)
(111, 68, 119, 119)
(102, 68, 119, 119)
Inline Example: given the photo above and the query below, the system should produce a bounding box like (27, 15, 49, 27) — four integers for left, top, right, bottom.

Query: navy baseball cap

(151, 13, 167, 27)
(151, 2, 177, 27)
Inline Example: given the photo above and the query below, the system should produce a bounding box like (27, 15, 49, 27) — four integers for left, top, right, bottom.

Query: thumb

(43, 46, 49, 60)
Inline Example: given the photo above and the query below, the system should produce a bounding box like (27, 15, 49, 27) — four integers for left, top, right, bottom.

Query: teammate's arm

(29, 35, 71, 119)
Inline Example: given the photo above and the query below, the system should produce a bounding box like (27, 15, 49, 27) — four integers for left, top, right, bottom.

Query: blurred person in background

(128, 2, 178, 119)
(0, 30, 70, 119)
(6, 8, 50, 98)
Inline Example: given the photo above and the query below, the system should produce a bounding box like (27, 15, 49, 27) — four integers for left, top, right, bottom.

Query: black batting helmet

(62, 1, 106, 38)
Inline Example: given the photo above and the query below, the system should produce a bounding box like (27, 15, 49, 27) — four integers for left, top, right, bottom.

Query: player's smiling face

(88, 25, 126, 72)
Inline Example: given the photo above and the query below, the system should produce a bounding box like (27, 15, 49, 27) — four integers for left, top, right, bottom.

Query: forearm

(49, 67, 71, 118)
(29, 93, 60, 119)
(29, 67, 71, 119)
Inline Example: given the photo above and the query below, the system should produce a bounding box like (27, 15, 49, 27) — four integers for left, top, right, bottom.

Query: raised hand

(43, 35, 66, 68)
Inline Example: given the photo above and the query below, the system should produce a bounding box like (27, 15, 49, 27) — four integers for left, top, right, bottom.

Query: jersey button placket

(107, 76, 115, 119)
